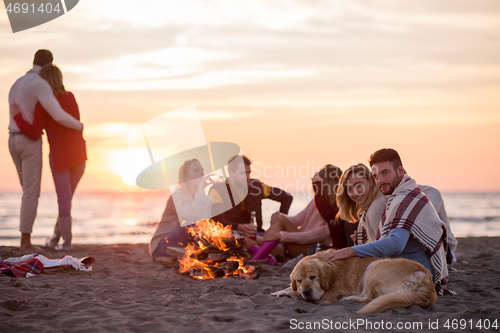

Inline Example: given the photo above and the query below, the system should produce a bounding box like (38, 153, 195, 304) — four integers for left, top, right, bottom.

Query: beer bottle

(249, 211, 257, 241)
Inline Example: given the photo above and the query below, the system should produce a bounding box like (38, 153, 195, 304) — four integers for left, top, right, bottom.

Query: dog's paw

(272, 287, 294, 297)
(319, 293, 344, 304)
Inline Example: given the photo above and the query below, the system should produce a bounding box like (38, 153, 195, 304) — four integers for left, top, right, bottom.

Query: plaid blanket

(377, 175, 450, 295)
(354, 194, 386, 246)
(1, 254, 93, 278)
(0, 257, 44, 277)
(354, 211, 369, 245)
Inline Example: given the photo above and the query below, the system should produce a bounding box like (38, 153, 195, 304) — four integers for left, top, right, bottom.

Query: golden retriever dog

(272, 251, 437, 314)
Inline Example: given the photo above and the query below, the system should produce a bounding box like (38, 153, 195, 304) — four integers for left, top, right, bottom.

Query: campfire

(178, 220, 258, 280)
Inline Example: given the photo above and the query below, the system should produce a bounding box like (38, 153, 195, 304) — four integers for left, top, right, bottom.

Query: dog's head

(290, 254, 336, 302)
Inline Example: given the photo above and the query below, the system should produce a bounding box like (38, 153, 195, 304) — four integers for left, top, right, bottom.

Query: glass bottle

(248, 211, 257, 241)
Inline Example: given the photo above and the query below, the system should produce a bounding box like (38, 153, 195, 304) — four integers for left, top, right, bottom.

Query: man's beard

(379, 183, 395, 195)
(231, 179, 248, 191)
(378, 177, 399, 195)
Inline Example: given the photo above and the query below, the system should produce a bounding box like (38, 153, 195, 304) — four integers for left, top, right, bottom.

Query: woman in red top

(12, 64, 87, 251)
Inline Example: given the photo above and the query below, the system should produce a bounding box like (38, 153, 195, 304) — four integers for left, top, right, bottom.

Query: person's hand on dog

(264, 228, 281, 241)
(324, 247, 357, 263)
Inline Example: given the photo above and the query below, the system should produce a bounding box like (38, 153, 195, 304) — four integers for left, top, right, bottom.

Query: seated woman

(256, 164, 345, 259)
(149, 159, 212, 260)
(312, 168, 352, 251)
(336, 163, 386, 245)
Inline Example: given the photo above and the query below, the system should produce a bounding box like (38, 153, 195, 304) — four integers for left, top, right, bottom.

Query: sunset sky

(1, 0, 499, 193)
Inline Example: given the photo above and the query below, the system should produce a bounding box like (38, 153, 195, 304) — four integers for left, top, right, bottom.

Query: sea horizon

(1, 190, 500, 247)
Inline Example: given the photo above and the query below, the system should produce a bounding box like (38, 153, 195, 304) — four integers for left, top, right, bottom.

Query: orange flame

(178, 220, 256, 280)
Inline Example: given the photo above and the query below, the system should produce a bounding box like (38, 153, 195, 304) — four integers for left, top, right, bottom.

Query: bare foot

(19, 244, 44, 254)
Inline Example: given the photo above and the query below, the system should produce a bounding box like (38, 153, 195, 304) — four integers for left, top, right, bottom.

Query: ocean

(1, 191, 500, 247)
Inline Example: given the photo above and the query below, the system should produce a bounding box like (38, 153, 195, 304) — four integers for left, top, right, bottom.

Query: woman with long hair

(256, 164, 346, 259)
(312, 164, 351, 250)
(149, 159, 212, 260)
(12, 64, 86, 251)
(336, 163, 386, 245)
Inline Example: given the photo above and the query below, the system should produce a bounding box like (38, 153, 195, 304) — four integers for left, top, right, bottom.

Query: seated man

(418, 185, 458, 265)
(209, 155, 293, 259)
(325, 148, 451, 295)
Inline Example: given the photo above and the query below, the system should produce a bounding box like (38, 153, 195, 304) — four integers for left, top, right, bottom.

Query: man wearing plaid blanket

(325, 148, 451, 295)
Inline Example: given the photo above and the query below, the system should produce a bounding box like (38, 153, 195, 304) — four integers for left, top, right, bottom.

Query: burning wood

(178, 220, 258, 280)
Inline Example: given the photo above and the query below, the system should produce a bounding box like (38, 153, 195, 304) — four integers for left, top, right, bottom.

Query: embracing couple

(326, 148, 457, 295)
(8, 49, 87, 252)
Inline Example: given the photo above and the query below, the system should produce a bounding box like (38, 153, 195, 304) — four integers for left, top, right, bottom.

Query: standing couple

(8, 49, 87, 252)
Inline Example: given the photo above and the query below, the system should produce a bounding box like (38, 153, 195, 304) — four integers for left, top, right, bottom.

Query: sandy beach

(1, 237, 499, 333)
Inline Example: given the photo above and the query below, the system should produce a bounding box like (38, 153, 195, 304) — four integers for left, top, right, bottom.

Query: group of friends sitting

(149, 148, 457, 295)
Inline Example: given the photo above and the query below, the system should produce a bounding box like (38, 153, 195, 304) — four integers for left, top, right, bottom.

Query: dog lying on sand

(272, 251, 437, 314)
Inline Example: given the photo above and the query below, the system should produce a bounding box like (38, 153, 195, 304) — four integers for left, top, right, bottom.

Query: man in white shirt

(8, 49, 84, 252)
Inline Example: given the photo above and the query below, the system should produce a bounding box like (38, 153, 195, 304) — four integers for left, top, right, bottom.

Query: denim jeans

(152, 225, 194, 260)
(49, 154, 85, 217)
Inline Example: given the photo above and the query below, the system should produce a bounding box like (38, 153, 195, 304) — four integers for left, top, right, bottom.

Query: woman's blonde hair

(178, 159, 202, 199)
(39, 64, 66, 96)
(336, 163, 379, 223)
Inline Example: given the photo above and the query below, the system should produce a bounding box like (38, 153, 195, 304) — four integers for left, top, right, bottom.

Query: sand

(1, 237, 499, 333)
